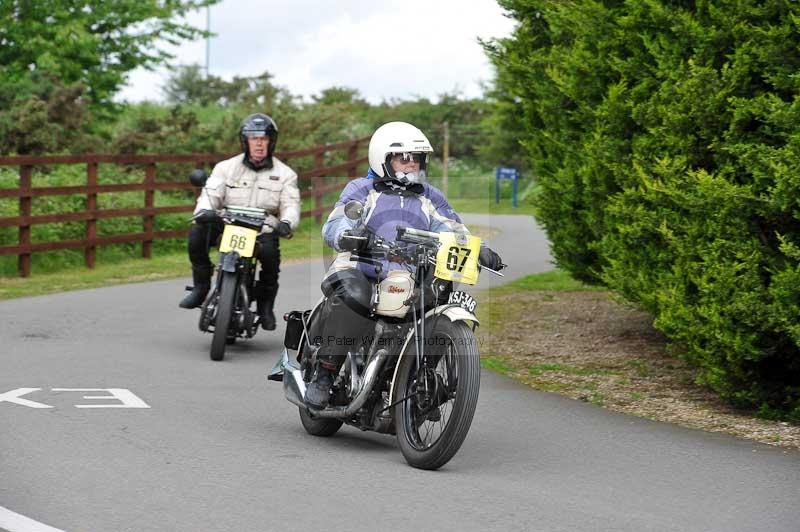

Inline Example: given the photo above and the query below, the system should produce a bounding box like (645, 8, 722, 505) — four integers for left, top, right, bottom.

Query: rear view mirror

(344, 200, 364, 220)
(189, 169, 208, 187)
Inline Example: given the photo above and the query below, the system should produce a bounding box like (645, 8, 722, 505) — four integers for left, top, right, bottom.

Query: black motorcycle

(269, 200, 505, 469)
(188, 170, 286, 361)
(197, 205, 271, 361)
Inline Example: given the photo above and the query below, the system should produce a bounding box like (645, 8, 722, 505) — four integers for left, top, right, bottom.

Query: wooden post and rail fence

(0, 137, 370, 277)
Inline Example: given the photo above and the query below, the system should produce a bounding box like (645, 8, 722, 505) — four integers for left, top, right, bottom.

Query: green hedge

(488, 0, 800, 419)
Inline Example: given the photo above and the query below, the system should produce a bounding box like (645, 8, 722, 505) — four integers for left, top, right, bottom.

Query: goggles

(243, 130, 269, 138)
(390, 152, 425, 164)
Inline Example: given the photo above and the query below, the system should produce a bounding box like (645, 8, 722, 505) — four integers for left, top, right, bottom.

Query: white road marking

(50, 389, 150, 408)
(1, 388, 151, 409)
(0, 388, 51, 409)
(0, 506, 66, 532)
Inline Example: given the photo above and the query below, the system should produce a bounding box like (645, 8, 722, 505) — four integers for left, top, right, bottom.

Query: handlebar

(192, 208, 294, 239)
(191, 207, 266, 229)
(349, 225, 509, 277)
(396, 226, 439, 246)
(221, 210, 266, 231)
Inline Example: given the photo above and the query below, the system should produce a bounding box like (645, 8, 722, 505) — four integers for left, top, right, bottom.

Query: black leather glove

(193, 209, 220, 225)
(276, 220, 293, 238)
(338, 228, 370, 252)
(479, 246, 503, 271)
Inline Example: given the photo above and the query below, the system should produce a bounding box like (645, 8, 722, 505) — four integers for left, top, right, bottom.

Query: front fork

(199, 252, 258, 336)
(399, 264, 457, 413)
(232, 254, 259, 337)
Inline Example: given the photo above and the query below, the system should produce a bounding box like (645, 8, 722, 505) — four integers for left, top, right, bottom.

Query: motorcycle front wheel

(210, 270, 237, 361)
(394, 319, 480, 470)
(298, 407, 343, 437)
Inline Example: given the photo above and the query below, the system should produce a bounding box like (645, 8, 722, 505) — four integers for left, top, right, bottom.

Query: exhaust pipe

(276, 348, 388, 418)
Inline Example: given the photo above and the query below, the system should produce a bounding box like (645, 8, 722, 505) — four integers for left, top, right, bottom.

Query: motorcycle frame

(202, 224, 263, 339)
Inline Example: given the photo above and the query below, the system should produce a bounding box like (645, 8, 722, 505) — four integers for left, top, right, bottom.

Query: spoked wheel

(298, 406, 343, 437)
(210, 271, 237, 361)
(395, 319, 480, 470)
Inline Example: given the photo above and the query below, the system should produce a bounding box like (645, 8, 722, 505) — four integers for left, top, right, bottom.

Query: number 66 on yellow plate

(434, 232, 482, 285)
(219, 225, 258, 257)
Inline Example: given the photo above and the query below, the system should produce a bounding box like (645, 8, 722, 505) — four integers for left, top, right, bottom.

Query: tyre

(395, 319, 481, 470)
(298, 406, 343, 437)
(210, 271, 238, 361)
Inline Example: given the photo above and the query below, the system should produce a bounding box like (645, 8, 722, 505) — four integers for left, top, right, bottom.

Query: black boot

(256, 282, 278, 330)
(179, 265, 212, 309)
(305, 366, 334, 409)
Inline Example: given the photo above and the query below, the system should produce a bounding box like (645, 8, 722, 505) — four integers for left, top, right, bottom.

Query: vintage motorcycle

(188, 170, 288, 361)
(269, 200, 504, 470)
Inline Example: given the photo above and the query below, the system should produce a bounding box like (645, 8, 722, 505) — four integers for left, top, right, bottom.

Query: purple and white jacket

(322, 170, 470, 281)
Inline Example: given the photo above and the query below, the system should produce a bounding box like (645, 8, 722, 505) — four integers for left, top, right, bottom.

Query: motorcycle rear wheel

(394, 319, 480, 470)
(210, 271, 237, 362)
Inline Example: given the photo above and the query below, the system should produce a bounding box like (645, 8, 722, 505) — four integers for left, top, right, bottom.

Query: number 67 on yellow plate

(434, 232, 482, 285)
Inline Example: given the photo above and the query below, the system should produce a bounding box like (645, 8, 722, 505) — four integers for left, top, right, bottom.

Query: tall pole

(442, 121, 450, 196)
(205, 6, 211, 79)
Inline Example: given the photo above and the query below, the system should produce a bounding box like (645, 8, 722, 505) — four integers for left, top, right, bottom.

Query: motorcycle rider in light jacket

(178, 113, 301, 331)
(304, 121, 503, 408)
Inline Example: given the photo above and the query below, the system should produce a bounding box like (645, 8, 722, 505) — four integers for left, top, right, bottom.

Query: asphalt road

(1, 214, 798, 532)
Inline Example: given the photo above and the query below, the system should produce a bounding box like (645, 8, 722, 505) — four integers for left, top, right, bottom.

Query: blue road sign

(495, 167, 519, 208)
(496, 167, 519, 180)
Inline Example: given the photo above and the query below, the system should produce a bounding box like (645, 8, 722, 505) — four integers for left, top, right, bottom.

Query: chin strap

(394, 171, 426, 184)
(373, 180, 424, 196)
(242, 154, 273, 171)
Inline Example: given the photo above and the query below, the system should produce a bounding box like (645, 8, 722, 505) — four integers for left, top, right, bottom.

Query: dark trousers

(188, 222, 281, 288)
(311, 269, 374, 370)
(309, 268, 456, 370)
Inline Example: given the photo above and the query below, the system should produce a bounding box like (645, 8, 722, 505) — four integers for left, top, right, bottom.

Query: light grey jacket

(194, 154, 301, 233)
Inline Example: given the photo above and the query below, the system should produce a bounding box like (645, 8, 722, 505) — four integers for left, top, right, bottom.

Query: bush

(487, 0, 800, 419)
(0, 72, 97, 155)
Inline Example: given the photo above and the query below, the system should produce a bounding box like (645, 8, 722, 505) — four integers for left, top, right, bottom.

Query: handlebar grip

(192, 209, 221, 224)
(396, 226, 439, 244)
(349, 254, 381, 264)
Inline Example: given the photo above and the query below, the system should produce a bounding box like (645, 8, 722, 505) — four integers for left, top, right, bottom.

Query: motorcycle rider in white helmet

(304, 121, 504, 408)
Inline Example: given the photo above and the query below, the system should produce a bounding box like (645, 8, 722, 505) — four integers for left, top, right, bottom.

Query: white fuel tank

(375, 270, 414, 317)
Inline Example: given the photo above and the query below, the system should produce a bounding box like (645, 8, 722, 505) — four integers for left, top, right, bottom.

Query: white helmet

(368, 122, 433, 184)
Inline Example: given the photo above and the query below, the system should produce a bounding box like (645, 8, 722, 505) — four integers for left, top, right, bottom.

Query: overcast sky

(116, 0, 516, 104)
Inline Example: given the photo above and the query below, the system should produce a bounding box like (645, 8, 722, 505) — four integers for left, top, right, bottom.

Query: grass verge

(0, 220, 328, 300)
(449, 197, 536, 216)
(477, 269, 800, 449)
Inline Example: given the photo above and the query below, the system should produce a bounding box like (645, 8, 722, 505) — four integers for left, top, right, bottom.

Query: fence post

(18, 165, 32, 277)
(313, 149, 325, 224)
(85, 162, 98, 268)
(347, 140, 360, 179)
(143, 162, 156, 259)
(442, 121, 450, 196)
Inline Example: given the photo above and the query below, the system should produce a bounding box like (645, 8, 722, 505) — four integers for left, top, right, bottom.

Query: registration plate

(448, 290, 477, 314)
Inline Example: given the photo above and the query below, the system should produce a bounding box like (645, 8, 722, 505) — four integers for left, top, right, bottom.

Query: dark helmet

(239, 113, 278, 170)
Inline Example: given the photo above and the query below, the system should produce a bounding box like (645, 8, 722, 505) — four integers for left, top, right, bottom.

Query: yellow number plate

(219, 225, 258, 257)
(434, 232, 481, 285)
